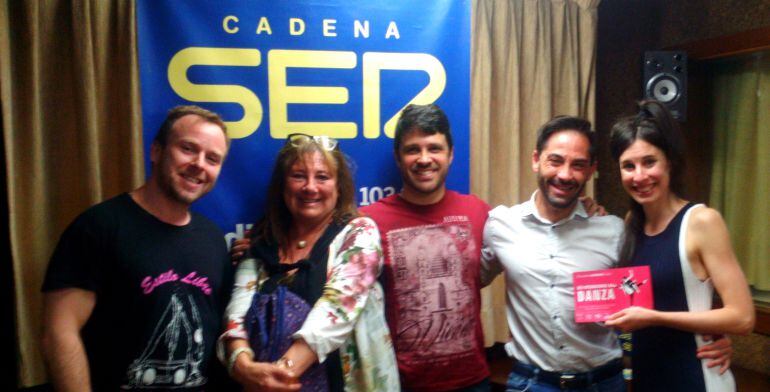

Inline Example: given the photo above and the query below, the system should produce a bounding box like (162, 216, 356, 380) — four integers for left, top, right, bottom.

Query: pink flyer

(573, 266, 653, 323)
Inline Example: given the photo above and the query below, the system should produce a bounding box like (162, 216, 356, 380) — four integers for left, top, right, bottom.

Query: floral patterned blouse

(217, 217, 400, 391)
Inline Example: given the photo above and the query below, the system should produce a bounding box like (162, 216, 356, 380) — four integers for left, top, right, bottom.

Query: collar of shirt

(520, 190, 589, 226)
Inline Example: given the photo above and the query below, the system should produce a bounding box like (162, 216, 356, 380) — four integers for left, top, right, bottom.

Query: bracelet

(227, 347, 254, 376)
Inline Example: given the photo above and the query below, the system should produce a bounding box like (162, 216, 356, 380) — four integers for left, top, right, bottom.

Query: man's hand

(580, 196, 607, 217)
(697, 334, 733, 374)
(230, 230, 252, 262)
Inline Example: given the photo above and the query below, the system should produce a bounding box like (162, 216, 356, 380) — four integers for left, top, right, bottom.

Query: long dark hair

(609, 100, 686, 265)
(253, 138, 358, 248)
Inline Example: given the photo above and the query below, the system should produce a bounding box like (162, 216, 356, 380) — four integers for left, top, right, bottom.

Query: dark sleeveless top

(630, 203, 706, 392)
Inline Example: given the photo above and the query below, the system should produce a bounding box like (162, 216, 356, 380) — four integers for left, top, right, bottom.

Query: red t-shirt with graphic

(361, 191, 490, 391)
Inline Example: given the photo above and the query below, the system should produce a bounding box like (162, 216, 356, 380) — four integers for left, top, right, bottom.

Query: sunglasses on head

(286, 133, 339, 151)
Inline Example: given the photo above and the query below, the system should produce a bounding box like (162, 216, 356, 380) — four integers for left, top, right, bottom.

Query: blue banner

(137, 0, 471, 242)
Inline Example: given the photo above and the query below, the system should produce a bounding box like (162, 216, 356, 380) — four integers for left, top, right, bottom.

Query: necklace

(291, 219, 331, 252)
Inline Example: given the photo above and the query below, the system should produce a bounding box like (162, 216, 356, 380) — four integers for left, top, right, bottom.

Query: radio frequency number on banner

(358, 186, 396, 206)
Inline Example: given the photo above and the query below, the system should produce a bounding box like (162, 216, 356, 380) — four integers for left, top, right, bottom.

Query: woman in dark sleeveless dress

(606, 100, 754, 392)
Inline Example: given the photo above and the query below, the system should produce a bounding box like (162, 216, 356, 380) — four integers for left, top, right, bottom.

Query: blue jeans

(505, 369, 625, 392)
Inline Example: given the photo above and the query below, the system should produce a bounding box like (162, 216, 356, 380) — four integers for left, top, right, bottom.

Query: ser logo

(168, 48, 446, 140)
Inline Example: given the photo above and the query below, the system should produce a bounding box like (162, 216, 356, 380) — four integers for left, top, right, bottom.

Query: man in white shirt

(481, 116, 730, 391)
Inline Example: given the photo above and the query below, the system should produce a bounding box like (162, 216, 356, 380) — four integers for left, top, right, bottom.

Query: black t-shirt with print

(43, 193, 232, 390)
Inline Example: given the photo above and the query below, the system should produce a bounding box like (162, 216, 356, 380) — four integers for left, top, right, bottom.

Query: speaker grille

(643, 51, 687, 121)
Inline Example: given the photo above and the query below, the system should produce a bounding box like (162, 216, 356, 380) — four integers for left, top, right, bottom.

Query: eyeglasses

(286, 133, 339, 151)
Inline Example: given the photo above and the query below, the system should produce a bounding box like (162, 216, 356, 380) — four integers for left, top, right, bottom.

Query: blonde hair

(153, 105, 229, 147)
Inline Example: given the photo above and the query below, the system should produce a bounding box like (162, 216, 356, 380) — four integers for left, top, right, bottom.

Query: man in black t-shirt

(41, 106, 232, 391)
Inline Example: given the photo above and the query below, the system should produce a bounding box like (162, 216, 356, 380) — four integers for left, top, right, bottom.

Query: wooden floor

(489, 357, 770, 391)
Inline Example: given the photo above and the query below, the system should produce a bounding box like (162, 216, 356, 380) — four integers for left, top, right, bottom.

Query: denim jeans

(505, 369, 625, 392)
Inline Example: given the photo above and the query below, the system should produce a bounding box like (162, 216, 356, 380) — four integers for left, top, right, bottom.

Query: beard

(155, 158, 210, 206)
(536, 173, 585, 210)
(402, 166, 448, 196)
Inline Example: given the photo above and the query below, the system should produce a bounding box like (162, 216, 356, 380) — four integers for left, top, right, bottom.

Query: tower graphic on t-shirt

(388, 221, 477, 361)
(124, 293, 206, 388)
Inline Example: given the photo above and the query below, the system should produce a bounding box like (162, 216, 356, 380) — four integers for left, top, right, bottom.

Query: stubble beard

(536, 173, 585, 211)
(403, 168, 447, 197)
(156, 158, 207, 206)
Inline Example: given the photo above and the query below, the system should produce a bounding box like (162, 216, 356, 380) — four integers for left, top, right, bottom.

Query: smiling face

(533, 130, 596, 215)
(396, 130, 454, 205)
(283, 151, 339, 226)
(618, 139, 671, 205)
(151, 114, 227, 206)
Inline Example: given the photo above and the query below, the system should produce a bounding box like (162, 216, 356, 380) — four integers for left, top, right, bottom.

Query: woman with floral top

(218, 134, 399, 391)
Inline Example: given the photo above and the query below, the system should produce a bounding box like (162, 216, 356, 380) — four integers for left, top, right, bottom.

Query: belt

(511, 358, 623, 390)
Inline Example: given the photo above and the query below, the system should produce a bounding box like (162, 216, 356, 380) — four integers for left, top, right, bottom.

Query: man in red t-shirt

(361, 104, 490, 391)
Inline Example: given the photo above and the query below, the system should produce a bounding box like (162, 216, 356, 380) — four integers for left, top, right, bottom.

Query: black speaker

(643, 51, 687, 121)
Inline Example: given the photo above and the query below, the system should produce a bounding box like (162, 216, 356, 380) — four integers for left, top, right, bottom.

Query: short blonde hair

(153, 105, 229, 147)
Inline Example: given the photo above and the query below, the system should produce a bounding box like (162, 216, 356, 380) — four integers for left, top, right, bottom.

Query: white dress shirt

(482, 191, 625, 372)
